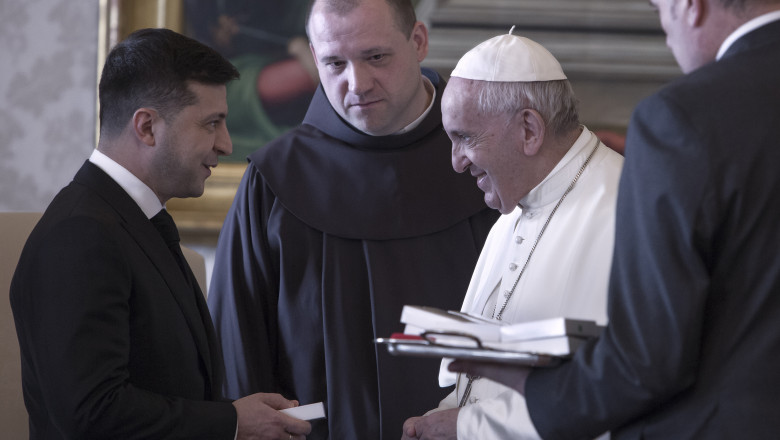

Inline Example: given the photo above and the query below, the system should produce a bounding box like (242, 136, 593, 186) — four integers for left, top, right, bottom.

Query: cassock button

(469, 397, 479, 404)
(515, 236, 524, 244)
(509, 263, 518, 271)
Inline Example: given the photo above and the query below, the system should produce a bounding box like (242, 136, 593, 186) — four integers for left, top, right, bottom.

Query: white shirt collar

(394, 76, 436, 135)
(88, 149, 164, 219)
(717, 10, 780, 60)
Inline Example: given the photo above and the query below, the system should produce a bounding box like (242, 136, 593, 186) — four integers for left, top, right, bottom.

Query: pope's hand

(401, 408, 459, 440)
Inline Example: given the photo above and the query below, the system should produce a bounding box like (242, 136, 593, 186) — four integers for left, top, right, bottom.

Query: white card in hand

(280, 402, 326, 420)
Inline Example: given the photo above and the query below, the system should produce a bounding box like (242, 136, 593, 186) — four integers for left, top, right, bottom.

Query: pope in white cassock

(401, 29, 624, 440)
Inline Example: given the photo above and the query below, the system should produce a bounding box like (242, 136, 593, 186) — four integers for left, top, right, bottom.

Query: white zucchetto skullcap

(451, 26, 566, 82)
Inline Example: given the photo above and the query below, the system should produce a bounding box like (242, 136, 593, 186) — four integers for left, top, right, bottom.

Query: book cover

(400, 305, 602, 346)
(400, 305, 502, 341)
(484, 335, 590, 356)
(499, 317, 603, 341)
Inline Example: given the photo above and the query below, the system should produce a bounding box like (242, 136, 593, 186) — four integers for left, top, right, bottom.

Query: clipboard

(375, 331, 563, 367)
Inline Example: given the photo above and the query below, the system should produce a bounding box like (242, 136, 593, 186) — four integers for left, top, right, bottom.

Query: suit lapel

(73, 161, 217, 392)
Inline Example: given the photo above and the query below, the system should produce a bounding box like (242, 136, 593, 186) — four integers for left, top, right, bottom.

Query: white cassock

(431, 127, 623, 439)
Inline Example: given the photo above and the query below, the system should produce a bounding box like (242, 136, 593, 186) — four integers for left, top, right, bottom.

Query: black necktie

(150, 209, 215, 395)
(150, 209, 191, 284)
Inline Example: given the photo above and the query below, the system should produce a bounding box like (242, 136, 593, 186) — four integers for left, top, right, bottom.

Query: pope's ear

(132, 108, 157, 146)
(517, 109, 545, 156)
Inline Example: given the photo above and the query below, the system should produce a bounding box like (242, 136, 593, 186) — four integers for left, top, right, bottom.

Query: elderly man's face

(443, 78, 528, 214)
(308, 0, 429, 135)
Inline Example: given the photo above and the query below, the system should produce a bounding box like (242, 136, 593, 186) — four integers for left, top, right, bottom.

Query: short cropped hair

(717, 0, 780, 11)
(98, 28, 239, 137)
(306, 0, 417, 39)
(474, 80, 580, 136)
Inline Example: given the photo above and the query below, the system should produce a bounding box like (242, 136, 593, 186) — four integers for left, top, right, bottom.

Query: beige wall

(0, 0, 99, 212)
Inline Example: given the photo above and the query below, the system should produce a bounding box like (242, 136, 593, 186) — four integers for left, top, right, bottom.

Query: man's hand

(449, 360, 531, 395)
(233, 393, 311, 440)
(401, 409, 459, 440)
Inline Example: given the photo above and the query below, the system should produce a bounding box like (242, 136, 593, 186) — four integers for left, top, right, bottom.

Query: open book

(399, 305, 603, 356)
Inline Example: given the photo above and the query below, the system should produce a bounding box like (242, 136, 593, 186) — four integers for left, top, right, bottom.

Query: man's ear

(517, 109, 545, 156)
(132, 108, 157, 146)
(410, 21, 429, 62)
(687, 0, 706, 27)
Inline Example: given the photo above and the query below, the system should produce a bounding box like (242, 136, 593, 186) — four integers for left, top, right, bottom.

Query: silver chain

(493, 143, 599, 321)
(458, 373, 479, 407)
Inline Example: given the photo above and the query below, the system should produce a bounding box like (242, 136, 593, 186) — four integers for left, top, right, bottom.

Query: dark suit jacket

(525, 19, 780, 439)
(10, 161, 236, 439)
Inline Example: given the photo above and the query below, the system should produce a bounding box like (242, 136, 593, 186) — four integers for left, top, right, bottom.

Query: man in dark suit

(10, 28, 311, 440)
(448, 0, 780, 438)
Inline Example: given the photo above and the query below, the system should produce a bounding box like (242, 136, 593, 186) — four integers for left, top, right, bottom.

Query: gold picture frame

(97, 0, 248, 237)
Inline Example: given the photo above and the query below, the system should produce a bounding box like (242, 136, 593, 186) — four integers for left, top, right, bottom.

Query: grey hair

(473, 80, 580, 136)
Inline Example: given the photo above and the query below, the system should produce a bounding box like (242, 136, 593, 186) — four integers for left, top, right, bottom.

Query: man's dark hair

(98, 28, 239, 137)
(306, 0, 417, 39)
(717, 0, 780, 10)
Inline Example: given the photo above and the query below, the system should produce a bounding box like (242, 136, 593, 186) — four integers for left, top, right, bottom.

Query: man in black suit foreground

(10, 28, 311, 440)
(450, 1, 780, 438)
